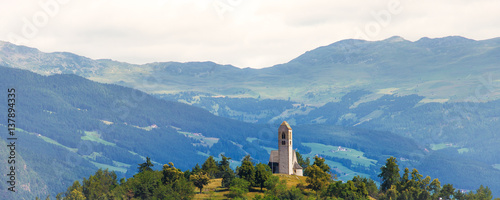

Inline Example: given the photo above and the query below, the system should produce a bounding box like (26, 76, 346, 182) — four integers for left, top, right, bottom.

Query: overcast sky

(1, 0, 499, 69)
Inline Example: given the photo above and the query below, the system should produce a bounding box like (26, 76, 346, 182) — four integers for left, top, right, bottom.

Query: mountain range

(1, 36, 500, 198)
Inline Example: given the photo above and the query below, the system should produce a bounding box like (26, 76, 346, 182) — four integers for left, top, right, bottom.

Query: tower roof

(269, 150, 279, 163)
(281, 121, 292, 130)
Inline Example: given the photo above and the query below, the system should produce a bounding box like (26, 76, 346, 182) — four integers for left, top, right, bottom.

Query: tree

(264, 175, 280, 191)
(278, 187, 305, 200)
(138, 157, 154, 173)
(162, 162, 183, 184)
(454, 189, 466, 200)
(126, 170, 162, 199)
(401, 167, 410, 186)
(190, 172, 210, 194)
(221, 169, 236, 188)
(55, 193, 63, 200)
(192, 163, 202, 174)
(202, 156, 219, 178)
(237, 155, 255, 185)
(265, 178, 288, 199)
(296, 151, 310, 169)
(312, 156, 330, 173)
(218, 154, 232, 172)
(352, 175, 375, 198)
(255, 163, 273, 191)
(323, 181, 343, 198)
(82, 169, 117, 200)
(475, 185, 493, 200)
(170, 176, 195, 200)
(227, 178, 250, 199)
(305, 164, 331, 192)
(429, 178, 441, 197)
(67, 189, 86, 200)
(440, 183, 455, 200)
(385, 185, 399, 200)
(378, 157, 400, 192)
(66, 181, 83, 198)
(218, 154, 235, 188)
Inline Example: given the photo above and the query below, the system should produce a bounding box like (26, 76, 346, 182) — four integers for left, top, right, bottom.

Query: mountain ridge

(3, 35, 500, 196)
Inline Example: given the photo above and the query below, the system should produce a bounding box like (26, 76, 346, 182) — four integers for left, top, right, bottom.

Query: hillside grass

(430, 143, 454, 151)
(178, 131, 219, 147)
(81, 131, 116, 146)
(302, 143, 377, 167)
(16, 127, 78, 152)
(193, 174, 308, 199)
(302, 142, 375, 182)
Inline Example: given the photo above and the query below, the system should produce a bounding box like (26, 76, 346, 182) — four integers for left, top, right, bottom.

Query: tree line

(43, 154, 498, 199)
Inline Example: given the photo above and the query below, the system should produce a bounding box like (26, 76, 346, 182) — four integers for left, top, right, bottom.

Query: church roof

(293, 162, 303, 169)
(281, 121, 292, 130)
(292, 150, 303, 169)
(269, 150, 279, 163)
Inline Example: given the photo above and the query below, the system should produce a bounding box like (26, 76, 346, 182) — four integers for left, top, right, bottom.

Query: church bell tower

(278, 121, 293, 175)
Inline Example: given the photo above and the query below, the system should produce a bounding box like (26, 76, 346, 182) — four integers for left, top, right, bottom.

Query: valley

(1, 36, 500, 198)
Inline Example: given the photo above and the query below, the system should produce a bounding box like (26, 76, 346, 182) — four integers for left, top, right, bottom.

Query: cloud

(1, 0, 499, 69)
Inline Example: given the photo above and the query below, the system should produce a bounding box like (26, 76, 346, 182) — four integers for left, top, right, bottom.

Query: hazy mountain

(2, 36, 500, 197)
(2, 36, 500, 104)
(1, 66, 429, 198)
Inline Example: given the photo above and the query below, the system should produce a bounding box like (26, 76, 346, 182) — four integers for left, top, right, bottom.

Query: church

(268, 121, 303, 176)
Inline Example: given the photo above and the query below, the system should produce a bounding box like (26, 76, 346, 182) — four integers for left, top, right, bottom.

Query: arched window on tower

(282, 141, 285, 145)
(281, 132, 286, 139)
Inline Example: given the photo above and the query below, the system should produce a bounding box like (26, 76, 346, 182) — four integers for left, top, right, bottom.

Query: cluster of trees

(303, 156, 498, 200)
(47, 155, 499, 200)
(192, 154, 280, 198)
(224, 154, 312, 199)
(297, 90, 500, 192)
(377, 157, 497, 200)
(303, 156, 378, 200)
(50, 157, 195, 200)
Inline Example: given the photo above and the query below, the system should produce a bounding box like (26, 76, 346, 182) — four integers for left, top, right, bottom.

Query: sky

(1, 0, 499, 69)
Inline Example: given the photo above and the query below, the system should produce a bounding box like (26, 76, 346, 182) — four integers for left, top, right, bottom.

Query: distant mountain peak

(383, 36, 407, 43)
(416, 36, 475, 47)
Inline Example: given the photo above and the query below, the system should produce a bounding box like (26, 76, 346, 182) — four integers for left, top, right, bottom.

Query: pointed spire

(281, 121, 292, 130)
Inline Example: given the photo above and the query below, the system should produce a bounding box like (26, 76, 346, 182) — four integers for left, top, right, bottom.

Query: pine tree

(237, 155, 255, 186)
(138, 157, 154, 173)
(378, 157, 400, 192)
(202, 156, 218, 178)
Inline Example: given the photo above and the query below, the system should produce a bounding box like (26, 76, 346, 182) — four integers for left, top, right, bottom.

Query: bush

(227, 178, 250, 199)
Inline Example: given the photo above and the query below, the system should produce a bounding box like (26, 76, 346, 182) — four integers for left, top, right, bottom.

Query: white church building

(268, 121, 303, 176)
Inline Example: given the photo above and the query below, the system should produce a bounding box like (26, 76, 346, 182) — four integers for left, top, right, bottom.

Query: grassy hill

(193, 175, 309, 199)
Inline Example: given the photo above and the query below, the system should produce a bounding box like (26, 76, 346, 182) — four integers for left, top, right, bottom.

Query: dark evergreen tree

(201, 156, 218, 178)
(138, 157, 154, 173)
(237, 155, 255, 186)
(378, 157, 400, 192)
